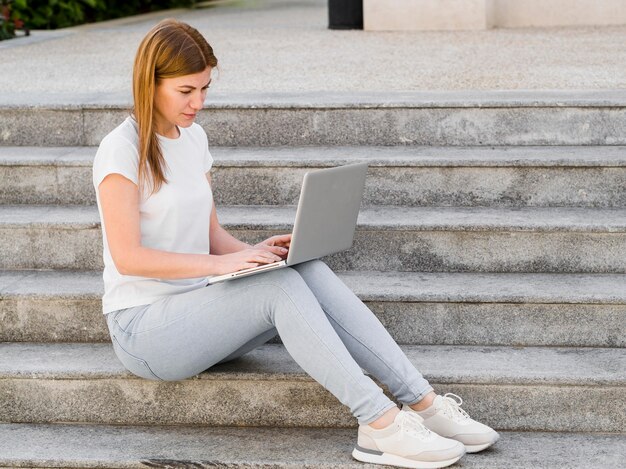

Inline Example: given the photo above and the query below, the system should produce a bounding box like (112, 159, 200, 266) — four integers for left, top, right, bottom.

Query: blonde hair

(132, 18, 218, 195)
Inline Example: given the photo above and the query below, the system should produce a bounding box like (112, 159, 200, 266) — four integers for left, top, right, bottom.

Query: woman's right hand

(212, 246, 284, 275)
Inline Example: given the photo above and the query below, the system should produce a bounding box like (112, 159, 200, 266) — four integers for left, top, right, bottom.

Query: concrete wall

(364, 0, 493, 31)
(364, 0, 626, 31)
(495, 0, 626, 28)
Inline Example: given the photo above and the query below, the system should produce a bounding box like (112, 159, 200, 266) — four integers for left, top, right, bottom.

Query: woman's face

(153, 66, 212, 138)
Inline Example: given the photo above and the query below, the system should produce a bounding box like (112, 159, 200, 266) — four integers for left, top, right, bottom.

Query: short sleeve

(92, 137, 140, 189)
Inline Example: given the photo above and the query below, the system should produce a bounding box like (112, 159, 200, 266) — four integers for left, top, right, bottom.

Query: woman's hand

(209, 234, 291, 276)
(254, 234, 291, 259)
(213, 245, 285, 275)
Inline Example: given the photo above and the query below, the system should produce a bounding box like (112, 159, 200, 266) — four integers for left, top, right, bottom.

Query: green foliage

(0, 15, 15, 41)
(10, 0, 99, 29)
(1, 0, 30, 41)
(11, 0, 196, 30)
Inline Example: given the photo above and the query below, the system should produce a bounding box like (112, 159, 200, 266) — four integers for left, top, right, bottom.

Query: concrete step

(3, 91, 626, 146)
(0, 423, 624, 469)
(1, 205, 626, 273)
(2, 145, 626, 207)
(0, 342, 623, 431)
(2, 270, 625, 347)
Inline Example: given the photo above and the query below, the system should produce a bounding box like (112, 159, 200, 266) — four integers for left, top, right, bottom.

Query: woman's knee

(292, 259, 331, 278)
(259, 265, 306, 289)
(255, 268, 318, 312)
(300, 259, 327, 270)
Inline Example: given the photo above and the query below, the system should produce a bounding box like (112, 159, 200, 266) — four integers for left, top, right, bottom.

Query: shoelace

(440, 393, 471, 423)
(398, 411, 432, 440)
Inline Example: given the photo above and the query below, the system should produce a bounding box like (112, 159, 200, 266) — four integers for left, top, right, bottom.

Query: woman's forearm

(111, 212, 256, 277)
(210, 224, 252, 255)
(117, 246, 219, 279)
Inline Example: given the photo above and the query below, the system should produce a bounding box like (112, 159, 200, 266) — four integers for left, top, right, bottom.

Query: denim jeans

(105, 259, 434, 425)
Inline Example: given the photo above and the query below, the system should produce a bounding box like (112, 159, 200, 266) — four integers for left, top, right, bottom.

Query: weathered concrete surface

(1, 270, 625, 346)
(0, 108, 84, 146)
(368, 302, 626, 347)
(5, 103, 626, 146)
(213, 165, 626, 208)
(2, 205, 626, 272)
(2, 377, 622, 431)
(0, 297, 103, 342)
(1, 423, 624, 469)
(0, 343, 623, 431)
(5, 144, 626, 167)
(209, 145, 626, 167)
(0, 205, 100, 270)
(2, 0, 626, 93)
(219, 206, 626, 274)
(210, 145, 626, 207)
(0, 270, 105, 342)
(198, 105, 626, 146)
(7, 90, 626, 108)
(0, 146, 95, 205)
(323, 229, 626, 273)
(2, 343, 621, 385)
(4, 145, 625, 207)
(3, 269, 624, 305)
(10, 201, 626, 232)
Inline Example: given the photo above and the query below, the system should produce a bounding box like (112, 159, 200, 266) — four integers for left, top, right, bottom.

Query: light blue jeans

(105, 259, 434, 425)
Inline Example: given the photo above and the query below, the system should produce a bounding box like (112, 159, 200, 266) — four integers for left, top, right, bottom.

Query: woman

(93, 19, 498, 469)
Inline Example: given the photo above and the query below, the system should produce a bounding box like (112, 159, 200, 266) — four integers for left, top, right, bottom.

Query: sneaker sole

(464, 433, 500, 453)
(352, 446, 464, 469)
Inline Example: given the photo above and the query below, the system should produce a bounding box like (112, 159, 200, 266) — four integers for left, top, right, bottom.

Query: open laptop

(207, 162, 368, 285)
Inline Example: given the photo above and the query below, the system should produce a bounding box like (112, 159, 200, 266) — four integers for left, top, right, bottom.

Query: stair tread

(1, 342, 623, 386)
(4, 89, 626, 108)
(2, 204, 626, 231)
(2, 145, 626, 167)
(0, 423, 623, 469)
(1, 269, 625, 304)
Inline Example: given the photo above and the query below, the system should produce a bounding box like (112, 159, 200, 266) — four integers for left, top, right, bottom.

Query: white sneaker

(402, 393, 500, 453)
(352, 409, 466, 468)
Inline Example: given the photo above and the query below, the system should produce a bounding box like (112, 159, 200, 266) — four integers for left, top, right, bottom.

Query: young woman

(93, 19, 498, 469)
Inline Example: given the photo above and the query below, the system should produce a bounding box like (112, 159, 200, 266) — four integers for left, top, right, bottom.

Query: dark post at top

(328, 0, 363, 29)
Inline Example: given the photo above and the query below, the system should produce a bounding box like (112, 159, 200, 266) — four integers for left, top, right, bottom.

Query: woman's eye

(181, 91, 191, 95)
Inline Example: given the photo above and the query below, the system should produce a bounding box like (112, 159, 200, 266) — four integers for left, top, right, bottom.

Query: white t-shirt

(92, 116, 214, 314)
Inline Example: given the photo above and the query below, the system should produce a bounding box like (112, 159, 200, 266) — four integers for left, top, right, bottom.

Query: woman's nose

(190, 93, 203, 110)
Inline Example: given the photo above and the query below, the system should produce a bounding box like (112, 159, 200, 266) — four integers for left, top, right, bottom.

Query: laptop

(207, 162, 368, 285)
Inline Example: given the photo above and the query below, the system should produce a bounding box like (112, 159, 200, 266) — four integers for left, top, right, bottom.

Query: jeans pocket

(110, 334, 163, 381)
(109, 305, 149, 334)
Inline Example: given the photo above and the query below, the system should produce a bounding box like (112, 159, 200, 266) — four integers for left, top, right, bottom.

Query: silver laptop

(207, 162, 368, 285)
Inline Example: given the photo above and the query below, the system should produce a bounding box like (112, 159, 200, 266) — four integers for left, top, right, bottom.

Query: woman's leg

(289, 261, 499, 454)
(106, 266, 398, 425)
(215, 326, 278, 364)
(291, 260, 434, 406)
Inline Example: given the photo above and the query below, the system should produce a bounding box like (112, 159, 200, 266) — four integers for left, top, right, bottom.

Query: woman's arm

(98, 173, 283, 279)
(209, 218, 252, 255)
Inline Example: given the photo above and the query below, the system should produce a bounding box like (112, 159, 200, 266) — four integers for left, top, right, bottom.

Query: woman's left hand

(255, 233, 291, 259)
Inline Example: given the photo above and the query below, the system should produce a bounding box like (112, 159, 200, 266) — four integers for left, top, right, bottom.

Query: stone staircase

(0, 92, 625, 467)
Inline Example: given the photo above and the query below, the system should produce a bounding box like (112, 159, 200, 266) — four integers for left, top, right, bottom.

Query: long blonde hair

(132, 19, 218, 195)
